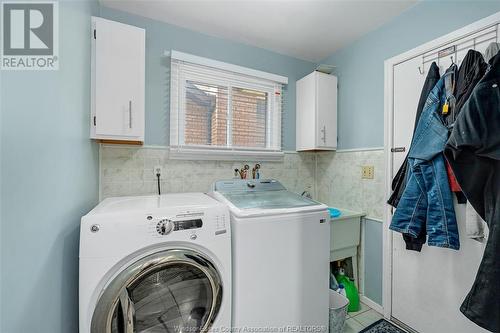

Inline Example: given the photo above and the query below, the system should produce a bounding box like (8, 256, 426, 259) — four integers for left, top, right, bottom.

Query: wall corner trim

(336, 147, 384, 153)
(363, 217, 384, 224)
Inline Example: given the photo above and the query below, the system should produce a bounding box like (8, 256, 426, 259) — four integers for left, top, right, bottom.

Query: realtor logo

(1, 1, 58, 70)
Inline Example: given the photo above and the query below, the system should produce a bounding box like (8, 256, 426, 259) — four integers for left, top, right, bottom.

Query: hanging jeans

(445, 52, 500, 333)
(388, 62, 440, 250)
(388, 62, 441, 209)
(390, 72, 460, 250)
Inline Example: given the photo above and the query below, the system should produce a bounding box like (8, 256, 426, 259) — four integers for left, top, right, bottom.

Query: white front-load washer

(210, 179, 330, 333)
(79, 193, 231, 333)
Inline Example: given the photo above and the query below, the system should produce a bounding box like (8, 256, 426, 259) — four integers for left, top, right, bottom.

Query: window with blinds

(170, 52, 284, 159)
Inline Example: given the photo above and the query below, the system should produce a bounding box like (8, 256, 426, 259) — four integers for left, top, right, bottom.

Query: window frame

(169, 51, 286, 161)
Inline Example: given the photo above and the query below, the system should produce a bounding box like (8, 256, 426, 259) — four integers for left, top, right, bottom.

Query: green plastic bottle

(335, 269, 360, 312)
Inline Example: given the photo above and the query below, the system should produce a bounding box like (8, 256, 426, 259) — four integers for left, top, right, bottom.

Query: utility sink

(329, 208, 364, 261)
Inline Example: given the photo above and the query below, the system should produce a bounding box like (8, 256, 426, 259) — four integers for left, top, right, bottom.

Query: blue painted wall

(97, 7, 317, 150)
(322, 0, 500, 149)
(0, 1, 99, 332)
(363, 219, 383, 305)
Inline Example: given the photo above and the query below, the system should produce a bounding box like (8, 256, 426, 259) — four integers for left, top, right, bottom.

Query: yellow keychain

(442, 102, 449, 115)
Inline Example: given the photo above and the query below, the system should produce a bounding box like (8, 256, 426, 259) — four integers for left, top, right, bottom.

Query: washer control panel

(215, 214, 227, 235)
(173, 218, 203, 231)
(149, 213, 205, 237)
(156, 219, 174, 235)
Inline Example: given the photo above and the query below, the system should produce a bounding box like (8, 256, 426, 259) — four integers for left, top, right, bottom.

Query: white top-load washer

(210, 179, 330, 332)
(79, 193, 231, 333)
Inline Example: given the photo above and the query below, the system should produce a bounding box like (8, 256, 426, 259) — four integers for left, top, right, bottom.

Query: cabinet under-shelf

(94, 139, 143, 145)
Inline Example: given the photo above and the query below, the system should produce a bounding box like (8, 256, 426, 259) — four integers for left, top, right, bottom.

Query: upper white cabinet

(296, 71, 337, 151)
(91, 17, 145, 144)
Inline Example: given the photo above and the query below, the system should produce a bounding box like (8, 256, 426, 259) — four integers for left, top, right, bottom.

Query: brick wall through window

(184, 81, 267, 147)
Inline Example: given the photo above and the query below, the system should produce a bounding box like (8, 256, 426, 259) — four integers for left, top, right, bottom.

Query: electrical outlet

(362, 166, 374, 179)
(154, 165, 163, 177)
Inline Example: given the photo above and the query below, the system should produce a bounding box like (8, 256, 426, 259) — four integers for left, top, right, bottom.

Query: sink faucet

(301, 190, 312, 199)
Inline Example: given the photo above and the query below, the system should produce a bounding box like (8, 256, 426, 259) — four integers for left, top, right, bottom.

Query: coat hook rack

(418, 55, 425, 75)
(414, 23, 499, 77)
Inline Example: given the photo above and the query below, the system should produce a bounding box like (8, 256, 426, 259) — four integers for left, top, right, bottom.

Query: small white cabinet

(91, 17, 145, 144)
(296, 71, 337, 151)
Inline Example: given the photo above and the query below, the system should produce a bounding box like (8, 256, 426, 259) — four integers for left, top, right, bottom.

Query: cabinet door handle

(128, 100, 132, 129)
(321, 125, 326, 143)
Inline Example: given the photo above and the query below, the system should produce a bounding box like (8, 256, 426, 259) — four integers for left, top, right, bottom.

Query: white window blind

(169, 52, 285, 160)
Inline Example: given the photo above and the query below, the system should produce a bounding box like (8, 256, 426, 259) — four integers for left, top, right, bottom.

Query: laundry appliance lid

(211, 179, 327, 217)
(88, 193, 223, 215)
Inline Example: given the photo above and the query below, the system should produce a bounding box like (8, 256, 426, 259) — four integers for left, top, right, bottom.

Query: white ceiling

(100, 0, 417, 62)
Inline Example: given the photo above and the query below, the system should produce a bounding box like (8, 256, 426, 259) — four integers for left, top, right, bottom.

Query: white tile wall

(316, 150, 385, 220)
(99, 146, 385, 220)
(100, 145, 316, 200)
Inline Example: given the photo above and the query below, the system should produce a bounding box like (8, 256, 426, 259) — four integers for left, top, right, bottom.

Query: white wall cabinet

(91, 17, 145, 144)
(296, 71, 337, 151)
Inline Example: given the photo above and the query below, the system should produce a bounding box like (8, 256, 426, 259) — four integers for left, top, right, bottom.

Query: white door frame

(382, 11, 500, 321)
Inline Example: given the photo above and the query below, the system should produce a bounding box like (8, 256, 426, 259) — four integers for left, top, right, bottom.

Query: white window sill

(168, 146, 284, 162)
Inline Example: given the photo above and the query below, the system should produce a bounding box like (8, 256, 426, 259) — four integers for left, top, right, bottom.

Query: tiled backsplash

(316, 150, 384, 220)
(100, 146, 385, 220)
(100, 146, 316, 200)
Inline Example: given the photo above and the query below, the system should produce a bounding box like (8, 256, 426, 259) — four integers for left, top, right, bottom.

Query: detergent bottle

(337, 284, 347, 297)
(335, 267, 360, 312)
(330, 272, 339, 290)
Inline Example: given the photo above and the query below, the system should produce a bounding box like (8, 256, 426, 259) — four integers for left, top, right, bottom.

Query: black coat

(444, 53, 500, 333)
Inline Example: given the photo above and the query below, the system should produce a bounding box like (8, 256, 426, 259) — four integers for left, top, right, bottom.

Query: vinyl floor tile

(351, 309, 383, 327)
(347, 302, 371, 317)
(343, 318, 365, 333)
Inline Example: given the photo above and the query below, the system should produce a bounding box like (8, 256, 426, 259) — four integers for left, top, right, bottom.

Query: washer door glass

(92, 250, 223, 333)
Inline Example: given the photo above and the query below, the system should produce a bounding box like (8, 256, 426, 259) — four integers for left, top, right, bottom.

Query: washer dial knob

(156, 219, 173, 235)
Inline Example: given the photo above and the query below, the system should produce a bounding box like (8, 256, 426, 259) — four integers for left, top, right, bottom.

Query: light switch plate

(362, 166, 374, 179)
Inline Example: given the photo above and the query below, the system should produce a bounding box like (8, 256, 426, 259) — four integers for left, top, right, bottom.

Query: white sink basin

(330, 208, 364, 261)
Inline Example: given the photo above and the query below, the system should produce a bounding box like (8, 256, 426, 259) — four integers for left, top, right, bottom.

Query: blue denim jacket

(390, 70, 460, 250)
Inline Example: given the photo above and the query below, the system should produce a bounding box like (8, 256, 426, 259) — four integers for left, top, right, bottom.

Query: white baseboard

(360, 295, 384, 315)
